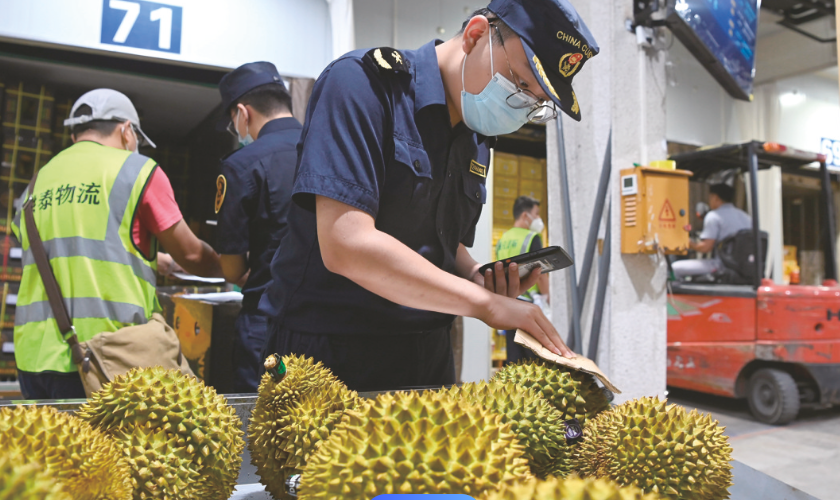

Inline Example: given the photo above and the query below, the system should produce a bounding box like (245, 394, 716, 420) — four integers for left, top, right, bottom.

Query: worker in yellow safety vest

(495, 195, 550, 364)
(11, 89, 222, 400)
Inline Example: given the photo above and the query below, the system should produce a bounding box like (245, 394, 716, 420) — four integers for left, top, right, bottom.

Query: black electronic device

(478, 246, 574, 279)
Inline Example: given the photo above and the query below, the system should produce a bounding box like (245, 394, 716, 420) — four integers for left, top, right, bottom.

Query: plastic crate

(493, 195, 516, 225)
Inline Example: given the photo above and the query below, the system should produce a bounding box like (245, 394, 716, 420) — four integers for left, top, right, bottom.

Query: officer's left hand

(482, 262, 541, 299)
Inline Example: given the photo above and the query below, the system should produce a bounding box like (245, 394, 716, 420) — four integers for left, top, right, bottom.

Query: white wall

(775, 70, 840, 152)
(666, 37, 839, 153)
(354, 0, 484, 50)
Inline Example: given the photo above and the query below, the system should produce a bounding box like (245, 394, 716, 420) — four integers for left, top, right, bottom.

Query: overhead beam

(754, 16, 838, 83)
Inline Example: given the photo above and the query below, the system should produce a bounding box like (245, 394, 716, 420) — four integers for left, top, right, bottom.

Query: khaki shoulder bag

(23, 173, 193, 397)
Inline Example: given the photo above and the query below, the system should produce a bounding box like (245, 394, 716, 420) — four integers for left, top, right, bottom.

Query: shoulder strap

(363, 47, 410, 75)
(22, 172, 84, 364)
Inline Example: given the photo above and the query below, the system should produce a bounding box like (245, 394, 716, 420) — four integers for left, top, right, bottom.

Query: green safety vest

(12, 141, 161, 373)
(495, 227, 541, 302)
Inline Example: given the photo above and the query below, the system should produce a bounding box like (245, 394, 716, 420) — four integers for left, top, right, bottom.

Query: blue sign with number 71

(101, 0, 182, 54)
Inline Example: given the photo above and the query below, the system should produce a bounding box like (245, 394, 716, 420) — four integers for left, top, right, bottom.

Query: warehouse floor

(670, 388, 840, 500)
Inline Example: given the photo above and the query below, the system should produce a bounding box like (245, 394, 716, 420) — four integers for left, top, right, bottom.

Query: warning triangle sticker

(659, 200, 676, 221)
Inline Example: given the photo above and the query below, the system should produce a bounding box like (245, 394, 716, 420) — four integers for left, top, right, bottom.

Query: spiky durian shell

(493, 359, 610, 425)
(0, 453, 71, 500)
(299, 390, 532, 500)
(483, 475, 664, 500)
(78, 367, 245, 500)
(573, 397, 733, 500)
(248, 354, 361, 498)
(436, 381, 574, 478)
(0, 405, 132, 500)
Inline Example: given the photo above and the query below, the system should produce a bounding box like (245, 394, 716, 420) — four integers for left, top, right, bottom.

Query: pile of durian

(1, 367, 244, 500)
(249, 356, 734, 500)
(1, 356, 733, 500)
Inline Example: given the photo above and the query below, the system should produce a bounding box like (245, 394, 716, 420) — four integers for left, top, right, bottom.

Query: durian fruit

(78, 367, 245, 500)
(493, 359, 610, 425)
(248, 354, 361, 498)
(299, 390, 533, 500)
(0, 405, 132, 500)
(484, 475, 663, 500)
(436, 381, 574, 478)
(573, 397, 733, 500)
(0, 453, 71, 500)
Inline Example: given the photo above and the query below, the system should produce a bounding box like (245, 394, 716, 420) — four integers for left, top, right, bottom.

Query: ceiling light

(779, 90, 806, 106)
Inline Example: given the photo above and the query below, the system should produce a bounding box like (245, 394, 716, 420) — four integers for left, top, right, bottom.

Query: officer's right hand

(480, 295, 575, 358)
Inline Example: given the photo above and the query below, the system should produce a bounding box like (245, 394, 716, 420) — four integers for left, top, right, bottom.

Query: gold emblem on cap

(374, 49, 392, 69)
(531, 55, 559, 100)
(571, 91, 580, 115)
(559, 53, 584, 78)
(215, 175, 227, 214)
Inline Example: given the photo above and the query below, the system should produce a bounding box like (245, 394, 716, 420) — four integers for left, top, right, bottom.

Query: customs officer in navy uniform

(215, 62, 302, 392)
(260, 0, 598, 391)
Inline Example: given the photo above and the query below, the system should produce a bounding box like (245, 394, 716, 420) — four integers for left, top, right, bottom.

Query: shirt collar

(413, 40, 448, 113)
(258, 117, 302, 139)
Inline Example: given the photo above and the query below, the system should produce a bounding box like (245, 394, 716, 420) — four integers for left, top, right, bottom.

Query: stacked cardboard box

(0, 80, 56, 380)
(490, 152, 549, 365)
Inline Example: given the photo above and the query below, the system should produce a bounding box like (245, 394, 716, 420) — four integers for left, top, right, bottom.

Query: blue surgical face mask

(460, 36, 532, 136)
(234, 108, 254, 147)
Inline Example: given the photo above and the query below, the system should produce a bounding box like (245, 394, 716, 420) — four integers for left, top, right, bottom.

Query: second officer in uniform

(215, 62, 301, 392)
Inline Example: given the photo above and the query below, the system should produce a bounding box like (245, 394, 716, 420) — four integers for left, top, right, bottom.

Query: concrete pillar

(547, 0, 668, 403)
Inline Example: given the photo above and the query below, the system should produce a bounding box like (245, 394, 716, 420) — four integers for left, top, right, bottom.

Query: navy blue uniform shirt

(259, 40, 491, 334)
(216, 117, 302, 310)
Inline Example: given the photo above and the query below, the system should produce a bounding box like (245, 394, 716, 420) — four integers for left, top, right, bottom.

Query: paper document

(170, 272, 226, 284)
(514, 329, 621, 394)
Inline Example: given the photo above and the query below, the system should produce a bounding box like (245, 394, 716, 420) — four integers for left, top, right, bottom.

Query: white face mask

(234, 108, 254, 147)
(528, 214, 544, 233)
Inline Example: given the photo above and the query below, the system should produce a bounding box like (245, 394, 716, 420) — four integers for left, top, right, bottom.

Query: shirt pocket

(462, 170, 487, 204)
(393, 135, 432, 179)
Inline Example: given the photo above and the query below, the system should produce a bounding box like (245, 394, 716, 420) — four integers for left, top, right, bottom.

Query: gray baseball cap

(64, 89, 156, 148)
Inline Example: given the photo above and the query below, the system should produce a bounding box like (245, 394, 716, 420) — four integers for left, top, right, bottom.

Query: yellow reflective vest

(495, 227, 540, 302)
(12, 141, 160, 373)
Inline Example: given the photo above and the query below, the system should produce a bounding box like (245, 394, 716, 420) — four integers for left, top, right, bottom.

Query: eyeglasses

(225, 119, 238, 138)
(490, 23, 558, 124)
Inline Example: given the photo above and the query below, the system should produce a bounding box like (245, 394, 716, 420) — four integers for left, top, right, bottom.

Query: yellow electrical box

(620, 166, 692, 255)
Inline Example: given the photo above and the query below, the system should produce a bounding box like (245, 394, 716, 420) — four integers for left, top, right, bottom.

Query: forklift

(667, 141, 840, 425)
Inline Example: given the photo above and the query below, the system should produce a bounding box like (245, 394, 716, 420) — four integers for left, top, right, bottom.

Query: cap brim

(522, 42, 582, 122)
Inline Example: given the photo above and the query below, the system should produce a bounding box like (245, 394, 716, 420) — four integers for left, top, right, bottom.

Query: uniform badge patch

(469, 160, 487, 178)
(559, 53, 584, 77)
(215, 175, 227, 214)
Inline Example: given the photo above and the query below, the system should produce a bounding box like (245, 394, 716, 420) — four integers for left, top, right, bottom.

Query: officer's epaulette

(363, 47, 410, 75)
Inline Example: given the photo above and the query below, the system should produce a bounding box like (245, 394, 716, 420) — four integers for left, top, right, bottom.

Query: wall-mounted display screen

(667, 0, 759, 101)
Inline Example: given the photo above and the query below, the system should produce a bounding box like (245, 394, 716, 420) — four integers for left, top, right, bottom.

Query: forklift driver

(672, 183, 752, 280)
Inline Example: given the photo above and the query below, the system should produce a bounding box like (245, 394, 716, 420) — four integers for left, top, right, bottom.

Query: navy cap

(218, 61, 288, 128)
(488, 0, 599, 122)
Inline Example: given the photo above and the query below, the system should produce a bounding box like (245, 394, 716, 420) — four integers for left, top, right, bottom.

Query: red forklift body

(668, 281, 840, 405)
(666, 142, 840, 419)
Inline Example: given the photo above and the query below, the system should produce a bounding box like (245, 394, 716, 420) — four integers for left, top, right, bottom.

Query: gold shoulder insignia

(215, 175, 227, 214)
(364, 47, 410, 75)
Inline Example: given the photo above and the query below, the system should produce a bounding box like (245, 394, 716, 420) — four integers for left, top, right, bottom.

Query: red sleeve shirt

(132, 167, 183, 257)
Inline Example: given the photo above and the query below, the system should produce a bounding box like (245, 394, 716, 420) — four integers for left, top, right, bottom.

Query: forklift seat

(714, 229, 769, 285)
